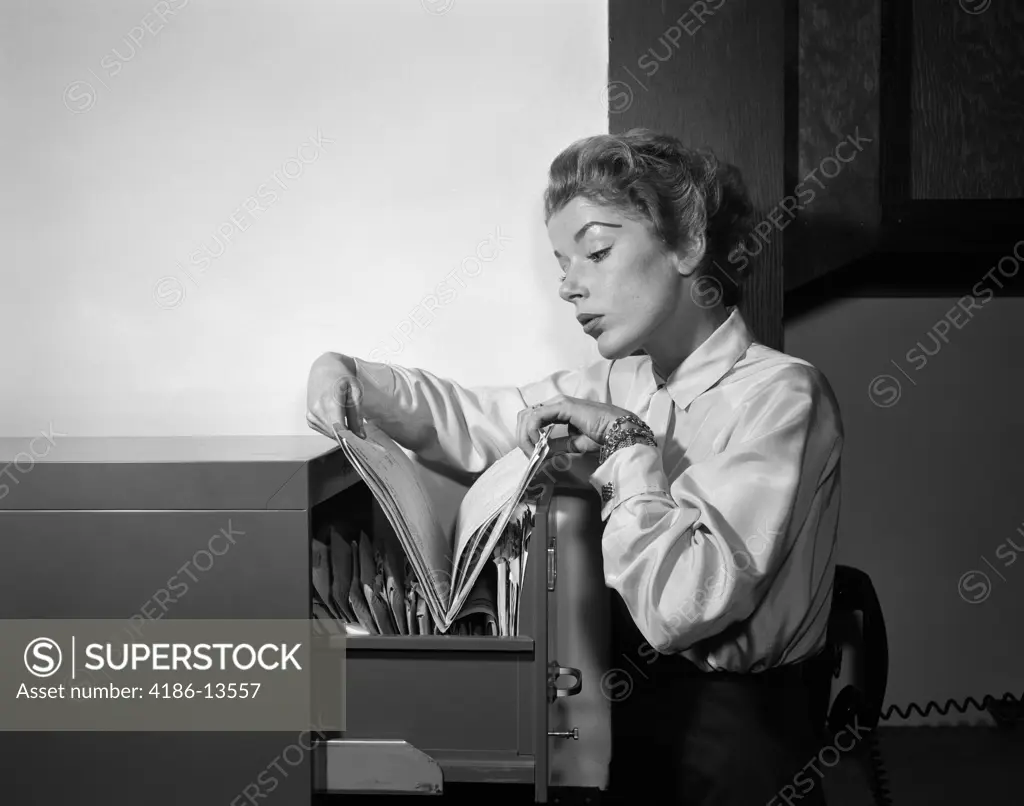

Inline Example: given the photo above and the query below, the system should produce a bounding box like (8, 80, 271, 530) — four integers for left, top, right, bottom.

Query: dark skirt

(605, 593, 828, 806)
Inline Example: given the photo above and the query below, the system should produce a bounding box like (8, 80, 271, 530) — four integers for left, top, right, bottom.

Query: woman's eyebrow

(554, 221, 624, 256)
(574, 221, 622, 241)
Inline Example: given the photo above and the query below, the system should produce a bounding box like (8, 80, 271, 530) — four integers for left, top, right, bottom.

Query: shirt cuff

(588, 442, 672, 521)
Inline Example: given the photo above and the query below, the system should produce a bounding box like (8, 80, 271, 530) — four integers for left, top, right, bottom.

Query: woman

(306, 129, 842, 805)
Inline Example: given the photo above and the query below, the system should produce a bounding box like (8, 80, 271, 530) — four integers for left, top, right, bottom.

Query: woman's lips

(582, 316, 603, 335)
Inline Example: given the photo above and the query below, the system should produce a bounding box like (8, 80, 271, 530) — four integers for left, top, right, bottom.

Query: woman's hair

(543, 128, 755, 307)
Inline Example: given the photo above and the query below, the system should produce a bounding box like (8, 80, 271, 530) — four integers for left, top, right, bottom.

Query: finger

(309, 410, 337, 442)
(532, 396, 575, 446)
(526, 405, 543, 450)
(345, 405, 364, 439)
(347, 381, 366, 438)
(517, 404, 548, 456)
(565, 424, 599, 454)
(520, 401, 568, 455)
(547, 435, 574, 455)
(330, 377, 366, 438)
(570, 434, 600, 453)
(306, 410, 332, 440)
(320, 422, 339, 443)
(549, 433, 598, 456)
(318, 395, 343, 438)
(516, 406, 533, 457)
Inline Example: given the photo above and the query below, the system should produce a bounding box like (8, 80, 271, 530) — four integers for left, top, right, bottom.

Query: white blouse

(352, 308, 843, 672)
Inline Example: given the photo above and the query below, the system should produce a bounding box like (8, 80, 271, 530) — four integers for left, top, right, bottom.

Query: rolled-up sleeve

(589, 368, 841, 654)
(352, 357, 605, 476)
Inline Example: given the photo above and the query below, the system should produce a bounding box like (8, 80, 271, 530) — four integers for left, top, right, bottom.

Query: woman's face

(547, 196, 694, 360)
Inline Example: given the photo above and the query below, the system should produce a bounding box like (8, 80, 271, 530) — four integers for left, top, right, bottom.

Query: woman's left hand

(516, 395, 638, 457)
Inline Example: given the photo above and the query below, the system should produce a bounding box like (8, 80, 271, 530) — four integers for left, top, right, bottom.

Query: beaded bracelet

(599, 413, 658, 465)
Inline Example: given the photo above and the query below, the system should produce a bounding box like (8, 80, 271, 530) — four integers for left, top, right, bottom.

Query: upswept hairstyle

(542, 128, 755, 307)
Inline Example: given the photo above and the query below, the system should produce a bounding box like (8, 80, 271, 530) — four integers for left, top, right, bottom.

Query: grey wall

(786, 295, 1024, 725)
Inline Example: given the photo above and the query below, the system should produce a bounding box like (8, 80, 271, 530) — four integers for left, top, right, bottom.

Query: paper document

(333, 421, 551, 632)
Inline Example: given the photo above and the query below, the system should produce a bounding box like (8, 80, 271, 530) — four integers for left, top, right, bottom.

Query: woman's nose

(558, 263, 587, 302)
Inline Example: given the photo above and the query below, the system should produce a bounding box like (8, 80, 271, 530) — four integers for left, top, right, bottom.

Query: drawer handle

(547, 728, 579, 740)
(548, 662, 582, 700)
(547, 544, 557, 591)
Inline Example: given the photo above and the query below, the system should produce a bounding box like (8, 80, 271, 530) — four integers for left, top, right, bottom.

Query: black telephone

(822, 565, 893, 805)
(826, 566, 889, 734)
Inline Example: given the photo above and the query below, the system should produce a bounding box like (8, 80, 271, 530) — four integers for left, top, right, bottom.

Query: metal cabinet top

(0, 436, 358, 512)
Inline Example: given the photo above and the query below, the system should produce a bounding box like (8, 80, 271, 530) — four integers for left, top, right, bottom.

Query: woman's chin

(594, 331, 637, 360)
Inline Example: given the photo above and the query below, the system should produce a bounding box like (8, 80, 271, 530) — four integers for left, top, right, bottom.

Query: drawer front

(343, 651, 530, 751)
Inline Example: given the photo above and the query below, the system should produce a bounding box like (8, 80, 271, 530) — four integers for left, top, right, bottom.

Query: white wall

(0, 0, 607, 437)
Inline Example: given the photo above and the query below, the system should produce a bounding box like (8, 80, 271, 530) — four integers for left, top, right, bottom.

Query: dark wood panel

(874, 1, 1023, 260)
(608, 0, 786, 350)
(881, 199, 1024, 253)
(787, 0, 881, 292)
(911, 0, 1024, 199)
(786, 243, 1024, 320)
(879, 0, 912, 206)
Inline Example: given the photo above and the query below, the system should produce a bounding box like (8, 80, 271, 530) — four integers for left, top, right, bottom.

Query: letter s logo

(25, 637, 63, 678)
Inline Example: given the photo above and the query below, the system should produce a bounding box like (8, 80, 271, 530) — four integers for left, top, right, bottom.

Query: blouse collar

(646, 308, 754, 411)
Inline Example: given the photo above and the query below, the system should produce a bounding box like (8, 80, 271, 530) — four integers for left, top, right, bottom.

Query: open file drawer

(314, 481, 601, 802)
(0, 436, 604, 805)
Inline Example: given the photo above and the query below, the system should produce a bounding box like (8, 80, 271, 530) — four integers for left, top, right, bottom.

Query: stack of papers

(310, 422, 553, 636)
(330, 421, 551, 633)
(492, 502, 534, 635)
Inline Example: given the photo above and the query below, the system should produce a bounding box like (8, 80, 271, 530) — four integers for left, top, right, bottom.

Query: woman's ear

(675, 233, 706, 277)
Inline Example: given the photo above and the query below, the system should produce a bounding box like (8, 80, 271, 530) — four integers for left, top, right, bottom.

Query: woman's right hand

(306, 352, 367, 439)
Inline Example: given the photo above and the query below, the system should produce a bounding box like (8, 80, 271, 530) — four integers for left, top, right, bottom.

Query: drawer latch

(547, 662, 582, 702)
(547, 727, 579, 741)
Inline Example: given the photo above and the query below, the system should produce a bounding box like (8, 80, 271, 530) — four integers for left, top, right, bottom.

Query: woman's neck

(647, 304, 728, 382)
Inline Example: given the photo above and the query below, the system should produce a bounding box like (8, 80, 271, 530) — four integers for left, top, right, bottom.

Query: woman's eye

(558, 247, 611, 280)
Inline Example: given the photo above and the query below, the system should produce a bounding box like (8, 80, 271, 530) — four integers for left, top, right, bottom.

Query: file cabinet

(0, 436, 602, 804)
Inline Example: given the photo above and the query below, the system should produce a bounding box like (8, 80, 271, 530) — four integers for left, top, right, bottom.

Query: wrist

(599, 414, 657, 464)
